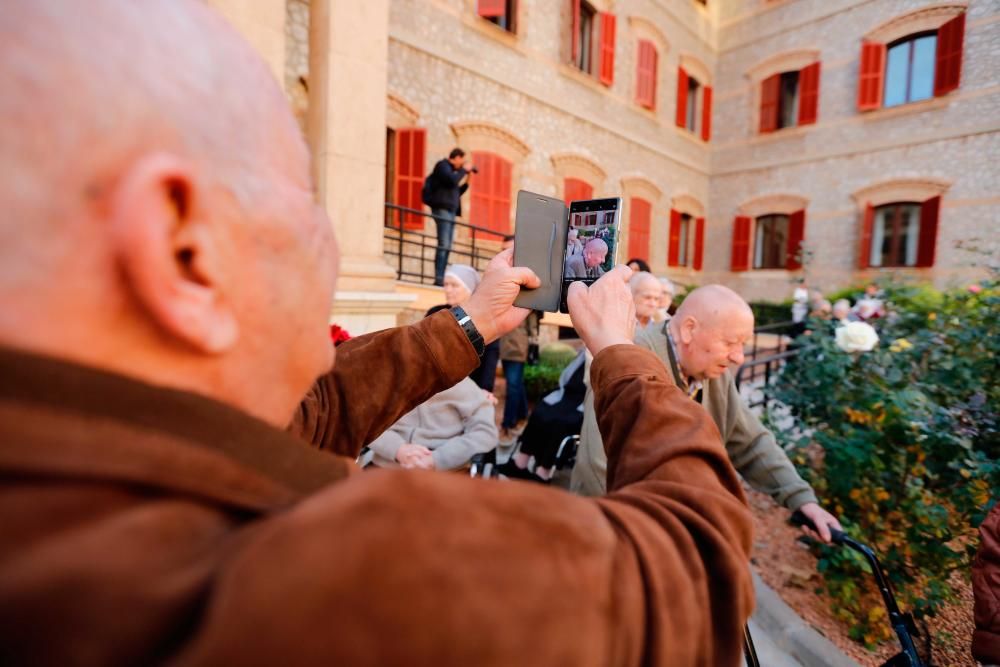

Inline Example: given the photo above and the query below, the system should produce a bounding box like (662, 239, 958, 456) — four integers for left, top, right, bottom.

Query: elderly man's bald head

(670, 285, 754, 381)
(0, 0, 337, 426)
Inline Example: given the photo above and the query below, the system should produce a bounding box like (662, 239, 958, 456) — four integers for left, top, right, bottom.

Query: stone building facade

(207, 0, 999, 331)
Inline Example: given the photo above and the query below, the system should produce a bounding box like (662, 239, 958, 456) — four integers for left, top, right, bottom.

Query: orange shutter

(916, 196, 941, 267)
(675, 67, 688, 128)
(571, 0, 580, 63)
(598, 13, 616, 86)
(393, 128, 426, 230)
(563, 178, 593, 205)
(628, 198, 651, 261)
(477, 0, 505, 18)
(701, 85, 712, 141)
(759, 74, 780, 133)
(786, 209, 806, 270)
(636, 40, 657, 108)
(857, 42, 886, 111)
(471, 152, 512, 238)
(730, 216, 751, 272)
(798, 62, 821, 125)
(859, 203, 874, 268)
(693, 217, 705, 271)
(934, 13, 965, 96)
(667, 209, 681, 266)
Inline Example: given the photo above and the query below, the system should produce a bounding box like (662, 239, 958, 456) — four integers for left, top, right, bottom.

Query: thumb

(566, 281, 588, 313)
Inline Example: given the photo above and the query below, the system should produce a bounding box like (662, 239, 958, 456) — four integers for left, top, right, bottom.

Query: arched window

(884, 33, 937, 107)
(753, 214, 790, 269)
(869, 202, 922, 267)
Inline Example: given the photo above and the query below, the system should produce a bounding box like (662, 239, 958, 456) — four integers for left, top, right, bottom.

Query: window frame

(883, 31, 937, 108)
(870, 202, 922, 268)
(685, 76, 701, 133)
(574, 1, 597, 74)
(482, 0, 518, 33)
(753, 214, 791, 270)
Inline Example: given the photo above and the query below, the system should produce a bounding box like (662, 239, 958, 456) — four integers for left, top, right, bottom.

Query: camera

(469, 166, 479, 174)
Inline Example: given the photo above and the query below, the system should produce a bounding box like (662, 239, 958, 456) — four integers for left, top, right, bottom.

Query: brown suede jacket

(974, 503, 1000, 665)
(0, 310, 753, 666)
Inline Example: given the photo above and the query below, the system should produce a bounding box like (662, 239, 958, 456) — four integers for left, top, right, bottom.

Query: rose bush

(769, 273, 999, 649)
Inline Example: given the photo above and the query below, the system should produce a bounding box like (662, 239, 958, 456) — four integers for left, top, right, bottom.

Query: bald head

(583, 238, 609, 268)
(0, 0, 338, 426)
(670, 285, 754, 381)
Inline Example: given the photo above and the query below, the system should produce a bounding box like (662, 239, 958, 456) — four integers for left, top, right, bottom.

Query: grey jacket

(368, 377, 498, 471)
(571, 321, 818, 511)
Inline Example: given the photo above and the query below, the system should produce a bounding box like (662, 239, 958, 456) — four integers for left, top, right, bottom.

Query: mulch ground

(747, 487, 976, 667)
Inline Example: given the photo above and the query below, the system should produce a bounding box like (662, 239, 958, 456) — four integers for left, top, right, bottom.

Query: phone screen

(564, 197, 622, 283)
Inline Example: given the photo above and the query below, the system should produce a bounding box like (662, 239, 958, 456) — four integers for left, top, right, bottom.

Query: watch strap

(450, 306, 485, 357)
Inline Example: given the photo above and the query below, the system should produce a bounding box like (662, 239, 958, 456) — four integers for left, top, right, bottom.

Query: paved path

(747, 618, 804, 667)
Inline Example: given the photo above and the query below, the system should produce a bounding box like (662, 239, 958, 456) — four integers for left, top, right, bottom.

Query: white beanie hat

(444, 264, 480, 294)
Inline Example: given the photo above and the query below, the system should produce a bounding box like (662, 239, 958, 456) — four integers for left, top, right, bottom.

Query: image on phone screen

(560, 197, 622, 312)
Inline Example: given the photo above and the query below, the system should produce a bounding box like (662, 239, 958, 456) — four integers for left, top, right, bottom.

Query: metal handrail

(384, 203, 508, 285)
(735, 348, 799, 410)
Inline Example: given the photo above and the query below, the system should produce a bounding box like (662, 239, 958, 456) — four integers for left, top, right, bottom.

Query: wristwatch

(449, 305, 485, 357)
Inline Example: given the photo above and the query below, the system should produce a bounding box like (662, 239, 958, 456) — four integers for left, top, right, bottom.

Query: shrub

(539, 342, 577, 368)
(770, 274, 999, 647)
(525, 343, 579, 402)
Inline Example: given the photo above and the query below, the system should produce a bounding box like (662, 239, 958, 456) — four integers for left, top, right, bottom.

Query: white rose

(835, 321, 879, 353)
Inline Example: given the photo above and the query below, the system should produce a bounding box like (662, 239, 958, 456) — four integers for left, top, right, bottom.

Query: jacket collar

(0, 346, 351, 510)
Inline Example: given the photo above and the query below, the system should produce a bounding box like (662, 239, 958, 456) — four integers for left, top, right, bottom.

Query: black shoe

(497, 460, 549, 484)
(433, 278, 444, 287)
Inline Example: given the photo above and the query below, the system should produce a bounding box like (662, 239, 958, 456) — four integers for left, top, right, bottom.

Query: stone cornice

(671, 194, 706, 217)
(627, 16, 671, 54)
(851, 177, 952, 211)
(621, 175, 663, 202)
(679, 53, 711, 85)
(738, 193, 809, 218)
(450, 121, 531, 160)
(864, 4, 967, 44)
(745, 49, 821, 83)
(550, 152, 608, 185)
(386, 93, 420, 127)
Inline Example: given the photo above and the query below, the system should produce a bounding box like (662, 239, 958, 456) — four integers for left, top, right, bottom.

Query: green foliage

(770, 274, 999, 647)
(750, 300, 793, 326)
(525, 343, 578, 401)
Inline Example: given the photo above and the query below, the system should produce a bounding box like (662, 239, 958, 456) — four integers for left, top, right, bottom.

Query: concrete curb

(751, 571, 861, 667)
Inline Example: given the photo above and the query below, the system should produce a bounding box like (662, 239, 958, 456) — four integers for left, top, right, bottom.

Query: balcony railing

(384, 203, 507, 285)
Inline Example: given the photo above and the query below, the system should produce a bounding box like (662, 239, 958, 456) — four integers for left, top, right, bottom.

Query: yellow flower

(889, 338, 913, 353)
(928, 312, 937, 321)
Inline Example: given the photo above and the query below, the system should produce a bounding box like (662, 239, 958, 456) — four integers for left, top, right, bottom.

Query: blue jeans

(433, 208, 456, 284)
(502, 360, 528, 429)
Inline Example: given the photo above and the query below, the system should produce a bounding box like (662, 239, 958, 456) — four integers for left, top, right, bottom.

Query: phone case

(512, 190, 568, 312)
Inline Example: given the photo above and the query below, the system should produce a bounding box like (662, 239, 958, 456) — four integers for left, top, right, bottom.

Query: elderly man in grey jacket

(571, 284, 843, 541)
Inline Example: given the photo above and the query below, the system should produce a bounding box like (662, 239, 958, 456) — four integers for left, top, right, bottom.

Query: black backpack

(420, 171, 435, 207)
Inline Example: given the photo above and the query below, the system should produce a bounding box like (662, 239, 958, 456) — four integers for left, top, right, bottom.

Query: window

(563, 177, 593, 205)
(753, 214, 789, 269)
(870, 203, 921, 267)
(387, 127, 426, 230)
(857, 13, 965, 111)
(669, 209, 705, 270)
(759, 62, 820, 133)
(478, 0, 516, 33)
(884, 34, 936, 107)
(635, 40, 658, 109)
(676, 67, 713, 140)
(571, 2, 615, 85)
(469, 151, 512, 237)
(627, 197, 651, 261)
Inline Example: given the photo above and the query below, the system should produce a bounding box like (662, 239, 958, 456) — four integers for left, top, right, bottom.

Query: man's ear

(678, 315, 697, 345)
(108, 153, 238, 354)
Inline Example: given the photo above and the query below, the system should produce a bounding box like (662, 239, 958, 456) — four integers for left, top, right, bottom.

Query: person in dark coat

(973, 503, 1000, 666)
(427, 148, 474, 285)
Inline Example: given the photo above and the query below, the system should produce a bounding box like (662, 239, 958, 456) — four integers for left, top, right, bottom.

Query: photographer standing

(426, 148, 475, 285)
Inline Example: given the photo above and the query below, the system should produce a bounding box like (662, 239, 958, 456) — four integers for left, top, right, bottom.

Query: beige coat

(571, 321, 818, 511)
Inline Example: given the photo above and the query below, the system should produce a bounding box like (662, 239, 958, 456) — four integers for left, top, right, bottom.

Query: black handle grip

(790, 509, 847, 545)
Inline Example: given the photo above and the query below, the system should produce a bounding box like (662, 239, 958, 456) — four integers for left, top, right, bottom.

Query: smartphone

(512, 190, 569, 312)
(560, 197, 623, 312)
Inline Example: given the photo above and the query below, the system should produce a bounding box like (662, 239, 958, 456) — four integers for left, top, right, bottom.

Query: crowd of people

(1, 2, 994, 666)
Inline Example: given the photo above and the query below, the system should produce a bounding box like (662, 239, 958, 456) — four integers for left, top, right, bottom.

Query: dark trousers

(469, 340, 500, 393)
(433, 208, 456, 284)
(501, 360, 527, 429)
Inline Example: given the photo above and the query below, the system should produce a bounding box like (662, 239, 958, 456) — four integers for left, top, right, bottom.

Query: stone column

(307, 0, 412, 334)
(205, 0, 286, 83)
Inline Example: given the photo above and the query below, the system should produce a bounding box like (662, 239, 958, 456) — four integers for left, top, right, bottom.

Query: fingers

(507, 265, 541, 289)
(490, 247, 514, 268)
(817, 521, 832, 543)
(566, 280, 587, 313)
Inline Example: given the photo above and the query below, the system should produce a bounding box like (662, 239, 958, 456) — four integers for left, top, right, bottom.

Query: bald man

(572, 285, 843, 542)
(565, 237, 608, 279)
(0, 2, 754, 666)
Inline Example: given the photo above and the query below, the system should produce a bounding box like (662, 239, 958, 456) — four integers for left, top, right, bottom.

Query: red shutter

(759, 74, 780, 133)
(598, 13, 616, 86)
(477, 0, 505, 18)
(857, 42, 886, 111)
(934, 13, 965, 96)
(393, 127, 426, 230)
(470, 152, 511, 238)
(495, 157, 512, 237)
(786, 209, 806, 270)
(563, 178, 593, 205)
(916, 196, 941, 267)
(730, 216, 751, 272)
(636, 41, 657, 108)
(571, 0, 580, 63)
(798, 62, 821, 125)
(667, 209, 681, 266)
(675, 67, 688, 128)
(859, 203, 874, 268)
(693, 217, 705, 271)
(701, 85, 713, 141)
(628, 198, 651, 261)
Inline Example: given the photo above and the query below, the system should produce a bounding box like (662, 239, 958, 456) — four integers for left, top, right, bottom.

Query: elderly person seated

(630, 271, 663, 330)
(657, 277, 676, 320)
(565, 238, 608, 279)
(367, 307, 498, 471)
(443, 264, 500, 393)
(571, 285, 844, 542)
(832, 298, 854, 322)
